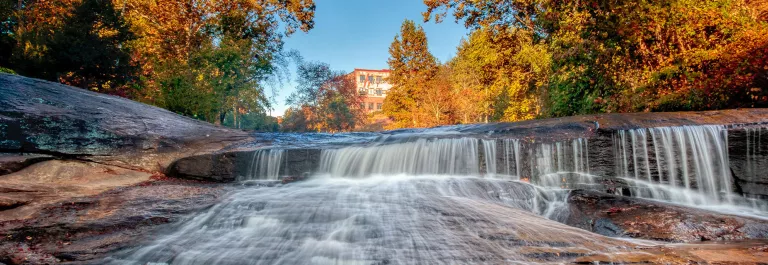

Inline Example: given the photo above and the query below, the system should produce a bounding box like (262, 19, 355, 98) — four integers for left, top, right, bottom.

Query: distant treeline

(381, 0, 768, 129)
(0, 0, 316, 131)
(2, 1, 766, 132)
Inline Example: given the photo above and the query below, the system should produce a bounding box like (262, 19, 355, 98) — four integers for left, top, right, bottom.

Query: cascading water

(613, 125, 767, 215)
(745, 127, 763, 180)
(500, 138, 522, 177)
(529, 138, 594, 189)
(110, 126, 768, 264)
(109, 176, 630, 265)
(318, 138, 481, 177)
(240, 149, 285, 181)
(318, 137, 592, 186)
(111, 137, 614, 264)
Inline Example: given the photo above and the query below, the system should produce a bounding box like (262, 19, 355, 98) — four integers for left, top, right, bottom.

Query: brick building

(353, 68, 391, 113)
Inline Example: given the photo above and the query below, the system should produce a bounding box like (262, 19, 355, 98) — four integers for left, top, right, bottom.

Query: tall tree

(449, 26, 548, 122)
(118, 0, 315, 124)
(0, 0, 19, 68)
(50, 0, 137, 93)
(285, 61, 363, 132)
(3, 0, 315, 128)
(10, 0, 138, 94)
(419, 64, 455, 126)
(384, 19, 439, 128)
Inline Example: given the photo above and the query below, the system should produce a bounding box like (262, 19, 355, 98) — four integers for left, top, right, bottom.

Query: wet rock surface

(0, 177, 225, 264)
(728, 126, 768, 198)
(0, 154, 53, 176)
(168, 149, 321, 182)
(566, 190, 768, 242)
(0, 75, 246, 264)
(574, 239, 768, 264)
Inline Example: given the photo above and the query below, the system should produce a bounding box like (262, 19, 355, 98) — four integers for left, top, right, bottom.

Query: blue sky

(267, 0, 469, 116)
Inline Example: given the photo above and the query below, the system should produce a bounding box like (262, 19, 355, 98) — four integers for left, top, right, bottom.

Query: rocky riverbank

(2, 74, 768, 264)
(0, 74, 250, 263)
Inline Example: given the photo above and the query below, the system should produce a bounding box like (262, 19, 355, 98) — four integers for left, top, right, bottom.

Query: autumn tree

(2, 0, 316, 128)
(425, 0, 768, 117)
(384, 19, 440, 128)
(419, 65, 455, 126)
(449, 27, 548, 123)
(8, 0, 138, 94)
(0, 0, 19, 68)
(281, 106, 311, 132)
(285, 61, 364, 132)
(116, 0, 315, 124)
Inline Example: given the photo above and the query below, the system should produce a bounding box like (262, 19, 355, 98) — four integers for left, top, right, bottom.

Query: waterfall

(746, 127, 763, 179)
(501, 138, 522, 177)
(481, 139, 497, 176)
(531, 138, 593, 189)
(318, 138, 481, 177)
(613, 125, 767, 213)
(241, 149, 284, 180)
(317, 137, 593, 188)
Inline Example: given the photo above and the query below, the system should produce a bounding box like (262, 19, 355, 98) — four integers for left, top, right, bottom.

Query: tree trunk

(217, 112, 225, 126)
(233, 105, 238, 129)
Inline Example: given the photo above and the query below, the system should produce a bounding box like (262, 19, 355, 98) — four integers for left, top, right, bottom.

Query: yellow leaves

(93, 21, 119, 38)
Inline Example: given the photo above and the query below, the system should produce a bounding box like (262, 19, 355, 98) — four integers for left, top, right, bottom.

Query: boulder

(168, 148, 322, 182)
(0, 74, 248, 264)
(0, 154, 52, 176)
(0, 73, 251, 173)
(0, 178, 225, 264)
(566, 190, 768, 242)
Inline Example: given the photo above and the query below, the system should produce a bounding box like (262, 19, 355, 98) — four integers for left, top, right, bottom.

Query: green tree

(384, 19, 439, 129)
(449, 27, 549, 123)
(3, 0, 316, 129)
(10, 0, 138, 94)
(285, 61, 363, 132)
(51, 0, 138, 93)
(0, 0, 19, 68)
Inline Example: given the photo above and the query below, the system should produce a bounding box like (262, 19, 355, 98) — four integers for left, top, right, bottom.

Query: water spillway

(613, 125, 767, 214)
(304, 125, 766, 214)
(113, 177, 629, 265)
(119, 119, 768, 264)
(241, 149, 285, 181)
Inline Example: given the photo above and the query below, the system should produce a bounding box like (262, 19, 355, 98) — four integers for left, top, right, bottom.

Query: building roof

(354, 68, 391, 73)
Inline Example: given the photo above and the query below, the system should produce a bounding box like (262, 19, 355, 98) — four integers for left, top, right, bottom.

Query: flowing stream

(110, 125, 768, 264)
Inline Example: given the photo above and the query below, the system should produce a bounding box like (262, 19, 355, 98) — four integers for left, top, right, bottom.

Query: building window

(368, 103, 374, 110)
(376, 76, 382, 84)
(359, 75, 365, 83)
(368, 75, 374, 83)
(376, 89, 382, 96)
(376, 103, 382, 110)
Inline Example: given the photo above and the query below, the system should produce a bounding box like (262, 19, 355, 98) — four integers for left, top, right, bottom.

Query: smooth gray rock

(0, 73, 250, 172)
